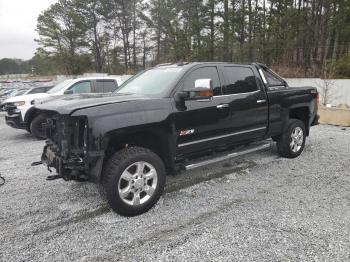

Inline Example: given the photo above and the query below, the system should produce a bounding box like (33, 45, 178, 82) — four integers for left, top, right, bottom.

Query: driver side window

(70, 81, 92, 94)
(183, 67, 222, 96)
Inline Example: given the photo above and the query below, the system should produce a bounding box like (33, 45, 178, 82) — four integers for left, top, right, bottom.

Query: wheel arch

(102, 125, 176, 175)
(288, 106, 310, 136)
(24, 107, 40, 129)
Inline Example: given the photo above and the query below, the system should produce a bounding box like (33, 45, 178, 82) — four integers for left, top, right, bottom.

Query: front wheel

(277, 119, 306, 158)
(30, 114, 47, 140)
(102, 147, 166, 216)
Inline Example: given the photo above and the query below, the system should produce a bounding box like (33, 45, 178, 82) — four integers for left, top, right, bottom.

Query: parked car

(0, 86, 53, 111)
(0, 88, 16, 97)
(35, 62, 319, 216)
(0, 89, 17, 106)
(4, 77, 123, 139)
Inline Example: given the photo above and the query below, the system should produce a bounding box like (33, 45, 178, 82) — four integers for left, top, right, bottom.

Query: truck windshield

(115, 68, 184, 96)
(47, 79, 74, 94)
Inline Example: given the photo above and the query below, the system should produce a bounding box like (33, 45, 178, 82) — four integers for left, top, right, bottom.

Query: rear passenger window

(222, 67, 258, 95)
(95, 80, 117, 93)
(183, 67, 222, 96)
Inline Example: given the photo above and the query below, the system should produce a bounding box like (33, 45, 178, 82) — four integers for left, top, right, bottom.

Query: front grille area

(45, 115, 88, 159)
(4, 103, 17, 115)
(42, 114, 89, 180)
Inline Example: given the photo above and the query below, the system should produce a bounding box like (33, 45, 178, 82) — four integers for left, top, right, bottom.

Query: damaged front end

(41, 114, 96, 181)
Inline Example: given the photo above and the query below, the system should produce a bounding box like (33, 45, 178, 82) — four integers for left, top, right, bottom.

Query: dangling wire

(0, 174, 5, 186)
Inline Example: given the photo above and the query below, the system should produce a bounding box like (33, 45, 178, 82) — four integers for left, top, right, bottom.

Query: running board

(185, 142, 271, 171)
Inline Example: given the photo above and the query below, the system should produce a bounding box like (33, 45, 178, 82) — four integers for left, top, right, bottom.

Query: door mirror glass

(194, 79, 213, 90)
(183, 79, 213, 100)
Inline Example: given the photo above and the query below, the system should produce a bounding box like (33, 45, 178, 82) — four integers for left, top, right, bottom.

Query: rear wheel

(276, 119, 306, 158)
(101, 147, 166, 216)
(30, 114, 47, 140)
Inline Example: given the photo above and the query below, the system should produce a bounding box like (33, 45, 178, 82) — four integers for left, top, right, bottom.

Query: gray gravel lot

(0, 112, 349, 261)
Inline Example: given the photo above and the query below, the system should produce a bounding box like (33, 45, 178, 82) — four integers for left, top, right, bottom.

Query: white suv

(4, 76, 123, 139)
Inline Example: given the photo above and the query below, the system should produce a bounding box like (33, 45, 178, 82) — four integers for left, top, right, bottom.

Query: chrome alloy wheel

(118, 161, 158, 206)
(290, 126, 304, 153)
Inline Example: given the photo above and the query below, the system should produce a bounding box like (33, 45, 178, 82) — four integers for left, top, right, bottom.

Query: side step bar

(185, 142, 271, 171)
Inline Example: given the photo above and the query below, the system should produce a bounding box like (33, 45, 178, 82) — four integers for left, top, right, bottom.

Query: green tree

(32, 0, 350, 77)
(36, 0, 90, 74)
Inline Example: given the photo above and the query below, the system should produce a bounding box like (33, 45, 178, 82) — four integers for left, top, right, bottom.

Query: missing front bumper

(41, 145, 87, 181)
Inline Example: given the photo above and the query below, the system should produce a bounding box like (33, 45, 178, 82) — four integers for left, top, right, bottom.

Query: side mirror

(183, 79, 214, 100)
(64, 89, 74, 95)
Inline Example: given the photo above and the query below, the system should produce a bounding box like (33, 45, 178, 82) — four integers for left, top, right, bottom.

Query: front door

(174, 66, 233, 155)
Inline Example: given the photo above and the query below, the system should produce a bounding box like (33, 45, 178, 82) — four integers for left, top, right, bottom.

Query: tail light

(311, 90, 319, 106)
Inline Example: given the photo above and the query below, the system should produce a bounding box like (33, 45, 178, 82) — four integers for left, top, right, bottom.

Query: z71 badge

(179, 129, 195, 136)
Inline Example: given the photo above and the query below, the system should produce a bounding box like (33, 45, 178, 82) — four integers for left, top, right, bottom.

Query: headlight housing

(14, 101, 25, 107)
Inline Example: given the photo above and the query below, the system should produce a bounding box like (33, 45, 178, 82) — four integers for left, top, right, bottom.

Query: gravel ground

(0, 112, 349, 261)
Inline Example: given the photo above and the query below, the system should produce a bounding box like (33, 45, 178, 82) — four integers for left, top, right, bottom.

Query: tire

(276, 119, 306, 158)
(30, 114, 47, 140)
(25, 124, 31, 133)
(102, 146, 166, 216)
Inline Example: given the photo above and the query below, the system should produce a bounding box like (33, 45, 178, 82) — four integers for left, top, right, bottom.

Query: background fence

(286, 78, 350, 106)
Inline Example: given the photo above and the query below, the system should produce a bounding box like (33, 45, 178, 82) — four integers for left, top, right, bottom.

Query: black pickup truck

(34, 62, 319, 216)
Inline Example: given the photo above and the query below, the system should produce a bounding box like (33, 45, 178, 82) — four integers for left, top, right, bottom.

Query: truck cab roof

(155, 61, 256, 69)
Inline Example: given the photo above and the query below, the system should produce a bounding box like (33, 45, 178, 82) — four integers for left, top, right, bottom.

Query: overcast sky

(0, 0, 57, 60)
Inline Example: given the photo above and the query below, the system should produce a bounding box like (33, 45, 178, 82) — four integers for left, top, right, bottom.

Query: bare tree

(320, 61, 336, 106)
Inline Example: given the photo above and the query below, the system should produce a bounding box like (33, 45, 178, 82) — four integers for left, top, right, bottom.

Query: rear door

(220, 65, 268, 143)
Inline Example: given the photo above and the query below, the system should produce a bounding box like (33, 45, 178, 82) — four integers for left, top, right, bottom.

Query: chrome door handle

(257, 99, 267, 104)
(216, 104, 229, 109)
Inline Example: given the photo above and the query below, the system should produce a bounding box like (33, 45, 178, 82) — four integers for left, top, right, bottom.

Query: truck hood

(35, 93, 150, 115)
(4, 93, 50, 103)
